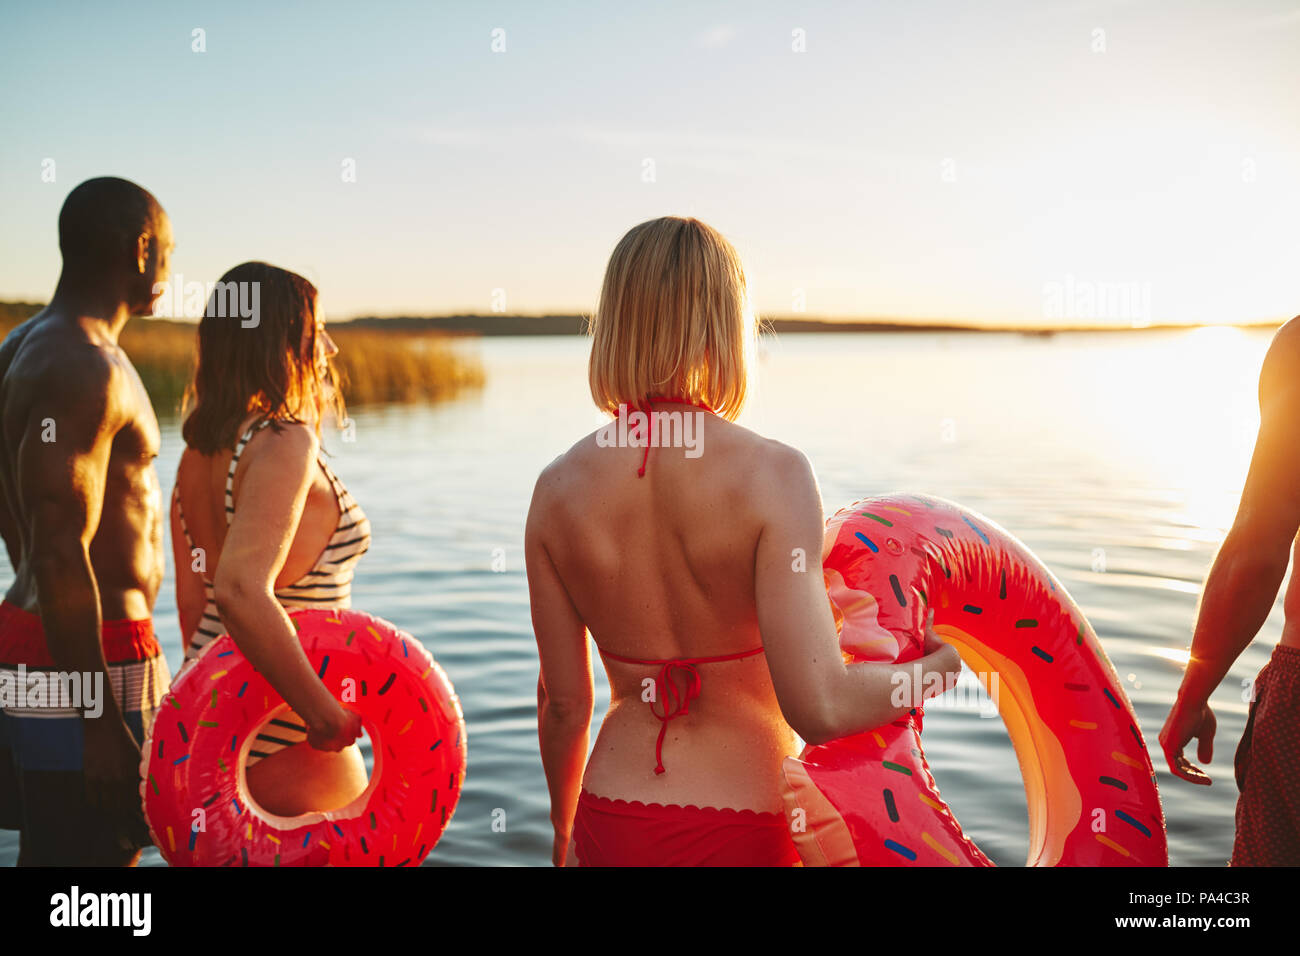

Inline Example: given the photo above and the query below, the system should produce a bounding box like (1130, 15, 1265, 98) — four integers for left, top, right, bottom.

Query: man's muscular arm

(1160, 318, 1300, 784)
(0, 493, 20, 572)
(0, 325, 33, 571)
(20, 348, 141, 816)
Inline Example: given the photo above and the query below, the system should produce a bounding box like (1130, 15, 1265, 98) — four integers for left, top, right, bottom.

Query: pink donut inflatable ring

(141, 608, 466, 866)
(782, 494, 1167, 867)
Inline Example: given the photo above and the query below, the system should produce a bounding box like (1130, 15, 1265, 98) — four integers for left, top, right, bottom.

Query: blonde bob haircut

(588, 216, 755, 422)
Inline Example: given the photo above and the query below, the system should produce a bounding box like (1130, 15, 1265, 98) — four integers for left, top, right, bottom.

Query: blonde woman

(526, 216, 962, 866)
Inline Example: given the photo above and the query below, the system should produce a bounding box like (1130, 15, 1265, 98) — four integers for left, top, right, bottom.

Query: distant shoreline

(342, 313, 1288, 336)
(1, 302, 1287, 337)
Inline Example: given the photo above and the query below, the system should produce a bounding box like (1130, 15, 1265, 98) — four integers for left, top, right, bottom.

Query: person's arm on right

(755, 445, 962, 745)
(212, 424, 360, 752)
(1160, 320, 1300, 784)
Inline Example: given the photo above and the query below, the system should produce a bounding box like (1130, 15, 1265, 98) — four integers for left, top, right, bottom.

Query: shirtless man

(0, 177, 173, 865)
(1161, 316, 1300, 866)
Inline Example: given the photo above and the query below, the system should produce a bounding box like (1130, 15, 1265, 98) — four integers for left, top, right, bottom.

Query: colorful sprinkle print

(140, 608, 467, 867)
(783, 493, 1167, 867)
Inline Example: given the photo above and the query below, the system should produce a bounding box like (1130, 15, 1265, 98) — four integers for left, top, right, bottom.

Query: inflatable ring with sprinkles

(141, 608, 466, 866)
(782, 494, 1167, 867)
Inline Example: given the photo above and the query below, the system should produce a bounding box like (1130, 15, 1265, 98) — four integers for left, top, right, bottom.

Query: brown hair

(180, 262, 345, 454)
(588, 216, 755, 421)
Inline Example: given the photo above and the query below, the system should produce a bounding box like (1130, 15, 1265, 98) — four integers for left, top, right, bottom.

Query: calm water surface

(0, 328, 1277, 866)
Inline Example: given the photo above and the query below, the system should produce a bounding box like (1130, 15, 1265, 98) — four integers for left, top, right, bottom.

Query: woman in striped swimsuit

(169, 262, 371, 817)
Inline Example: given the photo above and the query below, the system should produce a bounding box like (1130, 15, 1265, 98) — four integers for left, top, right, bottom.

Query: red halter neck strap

(634, 395, 715, 477)
(600, 646, 765, 774)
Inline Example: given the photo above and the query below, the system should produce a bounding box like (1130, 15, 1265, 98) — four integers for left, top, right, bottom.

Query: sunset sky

(1, 0, 1297, 326)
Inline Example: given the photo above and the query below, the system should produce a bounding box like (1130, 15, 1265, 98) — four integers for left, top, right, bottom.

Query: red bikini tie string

(648, 660, 703, 775)
(636, 398, 653, 477)
(635, 395, 714, 477)
(602, 646, 766, 774)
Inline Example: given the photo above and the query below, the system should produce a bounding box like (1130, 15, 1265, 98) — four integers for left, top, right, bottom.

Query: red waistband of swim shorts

(1267, 642, 1300, 675)
(0, 600, 159, 667)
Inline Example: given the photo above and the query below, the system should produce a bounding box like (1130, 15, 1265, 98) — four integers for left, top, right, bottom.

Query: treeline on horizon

(344, 313, 1288, 335)
(5, 301, 1285, 340)
(0, 301, 484, 415)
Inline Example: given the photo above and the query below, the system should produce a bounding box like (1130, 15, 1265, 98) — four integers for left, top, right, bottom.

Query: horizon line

(0, 300, 1291, 335)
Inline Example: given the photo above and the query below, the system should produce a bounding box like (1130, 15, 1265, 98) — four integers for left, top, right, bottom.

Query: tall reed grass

(0, 303, 484, 414)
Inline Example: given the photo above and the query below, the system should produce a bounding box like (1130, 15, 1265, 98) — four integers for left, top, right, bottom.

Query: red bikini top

(609, 394, 765, 774)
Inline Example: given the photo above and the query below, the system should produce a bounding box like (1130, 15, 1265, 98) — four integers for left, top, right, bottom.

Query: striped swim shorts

(0, 600, 170, 864)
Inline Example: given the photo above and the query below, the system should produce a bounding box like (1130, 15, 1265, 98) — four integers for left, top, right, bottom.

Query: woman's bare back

(531, 407, 802, 811)
(174, 416, 341, 596)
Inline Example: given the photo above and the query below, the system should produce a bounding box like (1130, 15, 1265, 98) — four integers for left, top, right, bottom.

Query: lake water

(0, 327, 1280, 867)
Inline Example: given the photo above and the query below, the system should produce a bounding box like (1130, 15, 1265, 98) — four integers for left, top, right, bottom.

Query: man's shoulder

(2, 318, 131, 431)
(0, 312, 46, 375)
(1261, 317, 1300, 390)
(1271, 316, 1300, 350)
(8, 320, 121, 388)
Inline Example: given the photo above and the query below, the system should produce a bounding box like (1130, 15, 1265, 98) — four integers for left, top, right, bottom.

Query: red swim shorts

(1232, 643, 1300, 866)
(0, 600, 170, 863)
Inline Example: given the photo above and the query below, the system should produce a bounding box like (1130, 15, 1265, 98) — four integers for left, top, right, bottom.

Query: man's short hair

(57, 177, 163, 273)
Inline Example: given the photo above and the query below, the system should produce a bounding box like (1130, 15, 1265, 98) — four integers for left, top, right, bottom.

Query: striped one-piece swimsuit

(174, 418, 371, 763)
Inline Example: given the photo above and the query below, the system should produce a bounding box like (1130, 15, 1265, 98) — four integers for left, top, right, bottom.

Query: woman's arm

(754, 444, 963, 745)
(212, 423, 360, 752)
(525, 468, 593, 866)
(169, 482, 205, 651)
